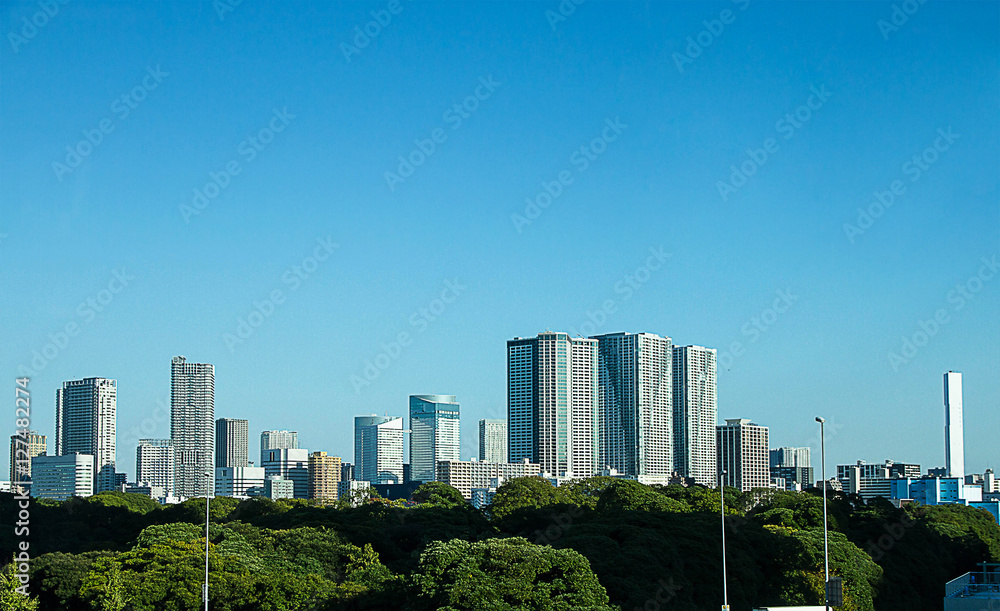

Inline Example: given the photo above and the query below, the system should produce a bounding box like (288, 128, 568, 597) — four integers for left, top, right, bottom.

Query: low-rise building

(31, 453, 94, 500)
(436, 458, 540, 500)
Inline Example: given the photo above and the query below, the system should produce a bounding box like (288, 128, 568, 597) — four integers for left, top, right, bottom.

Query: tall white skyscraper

(136, 439, 174, 496)
(507, 332, 599, 479)
(216, 418, 249, 468)
(717, 419, 770, 492)
(56, 377, 117, 492)
(944, 371, 964, 478)
(592, 332, 673, 483)
(170, 356, 215, 498)
(354, 415, 404, 484)
(260, 430, 299, 466)
(479, 419, 507, 463)
(409, 395, 460, 483)
(672, 345, 718, 487)
(769, 447, 811, 469)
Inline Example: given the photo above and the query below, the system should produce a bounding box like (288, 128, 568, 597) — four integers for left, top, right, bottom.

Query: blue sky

(1, 1, 997, 480)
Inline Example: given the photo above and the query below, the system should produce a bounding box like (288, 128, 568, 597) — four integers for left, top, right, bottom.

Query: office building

(354, 415, 404, 484)
(31, 453, 94, 500)
(338, 479, 371, 505)
(436, 458, 541, 500)
(262, 448, 309, 499)
(717, 419, 770, 492)
(944, 371, 964, 478)
(264, 475, 294, 500)
(170, 356, 215, 498)
(215, 466, 265, 498)
(410, 395, 461, 483)
(769, 447, 811, 469)
(56, 377, 117, 492)
(215, 418, 249, 468)
(9, 431, 46, 491)
(592, 332, 673, 484)
(136, 439, 175, 497)
(341, 462, 354, 482)
(673, 345, 718, 487)
(260, 430, 299, 466)
(309, 451, 341, 501)
(479, 419, 507, 463)
(507, 332, 599, 479)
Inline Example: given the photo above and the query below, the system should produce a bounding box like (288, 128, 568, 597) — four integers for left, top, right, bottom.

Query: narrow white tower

(944, 371, 964, 478)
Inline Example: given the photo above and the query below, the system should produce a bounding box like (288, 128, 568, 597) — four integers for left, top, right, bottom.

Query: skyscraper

(354, 415, 404, 484)
(55, 377, 117, 492)
(136, 439, 174, 496)
(769, 447, 811, 469)
(262, 448, 309, 498)
(9, 431, 46, 491)
(672, 345, 718, 487)
(260, 430, 299, 466)
(592, 332, 673, 483)
(769, 446, 813, 491)
(215, 418, 249, 468)
(944, 371, 964, 478)
(308, 451, 341, 501)
(717, 419, 769, 492)
(170, 356, 215, 498)
(409, 395, 460, 482)
(479, 419, 507, 463)
(507, 332, 599, 479)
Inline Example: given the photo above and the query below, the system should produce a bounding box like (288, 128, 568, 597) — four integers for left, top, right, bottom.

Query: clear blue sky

(1, 1, 997, 481)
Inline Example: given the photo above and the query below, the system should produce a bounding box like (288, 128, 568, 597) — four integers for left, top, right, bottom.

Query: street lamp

(720, 469, 729, 611)
(203, 471, 211, 611)
(816, 417, 829, 611)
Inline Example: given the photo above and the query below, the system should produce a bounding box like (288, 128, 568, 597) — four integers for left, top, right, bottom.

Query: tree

(596, 480, 688, 513)
(0, 556, 39, 611)
(411, 537, 617, 610)
(412, 482, 465, 508)
(488, 477, 574, 519)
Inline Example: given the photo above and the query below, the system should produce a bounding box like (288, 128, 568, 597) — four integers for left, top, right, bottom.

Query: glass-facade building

(409, 395, 460, 483)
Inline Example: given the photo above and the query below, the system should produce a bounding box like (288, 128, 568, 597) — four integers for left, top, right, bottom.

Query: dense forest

(2, 477, 998, 610)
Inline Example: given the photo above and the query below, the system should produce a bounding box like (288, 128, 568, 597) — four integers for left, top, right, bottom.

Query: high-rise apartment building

(136, 439, 175, 496)
(944, 371, 964, 478)
(592, 332, 673, 483)
(260, 430, 299, 466)
(262, 448, 309, 499)
(56, 377, 117, 492)
(9, 431, 46, 490)
(31, 453, 94, 500)
(672, 345, 718, 487)
(215, 418, 249, 468)
(769, 447, 814, 491)
(354, 415, 404, 484)
(308, 451, 342, 501)
(717, 419, 769, 492)
(769, 447, 811, 469)
(507, 332, 599, 479)
(170, 356, 215, 498)
(409, 395, 460, 483)
(479, 419, 507, 463)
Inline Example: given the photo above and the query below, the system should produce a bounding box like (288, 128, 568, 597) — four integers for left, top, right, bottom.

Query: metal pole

(817, 417, 829, 611)
(204, 472, 210, 611)
(721, 469, 728, 609)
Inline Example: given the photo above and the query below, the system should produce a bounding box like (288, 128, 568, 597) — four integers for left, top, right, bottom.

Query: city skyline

(1, 2, 997, 484)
